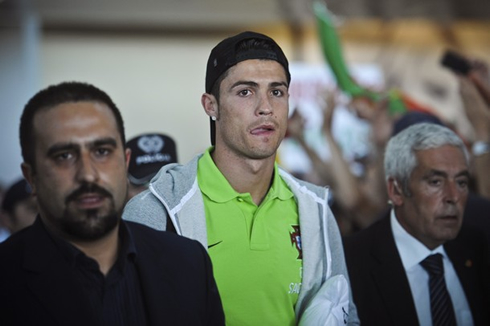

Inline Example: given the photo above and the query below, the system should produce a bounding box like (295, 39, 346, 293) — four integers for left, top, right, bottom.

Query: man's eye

(271, 89, 283, 97)
(428, 179, 442, 186)
(457, 179, 469, 188)
(238, 89, 251, 96)
(55, 152, 73, 161)
(95, 148, 111, 156)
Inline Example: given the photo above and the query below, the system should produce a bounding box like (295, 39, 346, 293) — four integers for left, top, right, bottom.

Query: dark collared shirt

(50, 222, 147, 326)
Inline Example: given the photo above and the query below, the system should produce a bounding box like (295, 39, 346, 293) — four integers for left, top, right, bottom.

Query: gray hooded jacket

(123, 154, 359, 325)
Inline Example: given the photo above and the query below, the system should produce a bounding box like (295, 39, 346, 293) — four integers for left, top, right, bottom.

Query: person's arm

(320, 92, 364, 212)
(358, 98, 391, 218)
(287, 108, 337, 186)
(459, 76, 490, 198)
(468, 59, 490, 107)
(348, 95, 393, 227)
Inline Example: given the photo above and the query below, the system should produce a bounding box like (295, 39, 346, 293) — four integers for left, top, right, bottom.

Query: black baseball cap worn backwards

(205, 31, 291, 94)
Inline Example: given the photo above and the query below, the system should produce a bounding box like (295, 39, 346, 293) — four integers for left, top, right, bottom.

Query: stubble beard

(59, 182, 122, 241)
(60, 202, 120, 241)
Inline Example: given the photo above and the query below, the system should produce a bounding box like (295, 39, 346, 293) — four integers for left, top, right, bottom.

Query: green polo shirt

(197, 147, 302, 326)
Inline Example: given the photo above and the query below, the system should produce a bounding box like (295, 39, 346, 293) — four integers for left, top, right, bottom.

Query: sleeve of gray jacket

(326, 211, 360, 326)
(123, 189, 169, 231)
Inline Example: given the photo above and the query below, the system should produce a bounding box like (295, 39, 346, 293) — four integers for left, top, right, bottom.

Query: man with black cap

(126, 133, 178, 199)
(124, 31, 359, 325)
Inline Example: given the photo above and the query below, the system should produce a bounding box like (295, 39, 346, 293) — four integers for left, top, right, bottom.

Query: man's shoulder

(125, 221, 203, 253)
(125, 221, 211, 276)
(277, 168, 326, 195)
(464, 193, 490, 233)
(154, 155, 200, 182)
(343, 215, 391, 251)
(0, 223, 38, 254)
(145, 156, 200, 201)
(448, 224, 488, 252)
(124, 187, 165, 213)
(0, 223, 50, 280)
(0, 229, 25, 257)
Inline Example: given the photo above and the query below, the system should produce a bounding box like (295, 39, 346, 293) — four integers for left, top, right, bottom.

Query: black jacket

(0, 218, 225, 326)
(343, 214, 490, 326)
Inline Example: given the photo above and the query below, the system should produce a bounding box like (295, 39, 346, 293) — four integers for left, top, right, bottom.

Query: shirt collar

(269, 163, 294, 201)
(119, 221, 138, 262)
(390, 209, 446, 271)
(45, 218, 137, 269)
(198, 147, 293, 203)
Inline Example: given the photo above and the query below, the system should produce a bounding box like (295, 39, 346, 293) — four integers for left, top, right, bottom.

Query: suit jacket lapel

(22, 219, 97, 326)
(132, 229, 175, 326)
(370, 217, 420, 326)
(444, 231, 483, 325)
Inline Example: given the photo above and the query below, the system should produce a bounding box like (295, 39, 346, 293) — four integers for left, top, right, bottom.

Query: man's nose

(76, 153, 99, 184)
(257, 93, 273, 116)
(444, 181, 463, 204)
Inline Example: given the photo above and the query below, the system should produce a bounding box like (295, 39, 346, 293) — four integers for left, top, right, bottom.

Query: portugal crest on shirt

(290, 225, 302, 260)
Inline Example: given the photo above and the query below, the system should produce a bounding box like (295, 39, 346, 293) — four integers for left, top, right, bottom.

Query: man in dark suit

(0, 82, 224, 326)
(344, 123, 490, 326)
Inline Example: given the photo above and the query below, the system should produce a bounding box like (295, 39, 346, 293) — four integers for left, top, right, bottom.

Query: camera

(441, 50, 472, 75)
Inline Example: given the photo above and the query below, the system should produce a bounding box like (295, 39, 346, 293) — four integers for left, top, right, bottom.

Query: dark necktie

(420, 253, 457, 326)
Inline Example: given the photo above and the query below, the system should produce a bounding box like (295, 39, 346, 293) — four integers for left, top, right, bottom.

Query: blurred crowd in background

(282, 51, 490, 236)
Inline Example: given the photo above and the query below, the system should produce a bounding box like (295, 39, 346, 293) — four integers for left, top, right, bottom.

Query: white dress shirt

(390, 210, 474, 326)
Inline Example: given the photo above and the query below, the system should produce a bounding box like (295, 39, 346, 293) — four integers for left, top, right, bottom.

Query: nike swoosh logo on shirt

(208, 241, 223, 249)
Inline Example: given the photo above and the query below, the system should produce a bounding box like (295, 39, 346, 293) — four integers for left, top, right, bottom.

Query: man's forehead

(225, 59, 288, 82)
(415, 146, 468, 171)
(39, 100, 111, 115)
(33, 101, 121, 144)
(34, 101, 114, 126)
(415, 145, 465, 159)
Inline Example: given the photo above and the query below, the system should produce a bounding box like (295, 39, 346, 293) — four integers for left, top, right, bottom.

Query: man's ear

(201, 93, 219, 120)
(125, 148, 131, 169)
(21, 163, 36, 196)
(387, 177, 404, 206)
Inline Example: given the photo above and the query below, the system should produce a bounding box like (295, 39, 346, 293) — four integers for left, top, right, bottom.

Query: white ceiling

(2, 0, 487, 32)
(0, 0, 314, 31)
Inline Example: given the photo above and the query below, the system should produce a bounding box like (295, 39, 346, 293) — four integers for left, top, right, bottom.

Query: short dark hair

(209, 37, 290, 102)
(20, 81, 126, 168)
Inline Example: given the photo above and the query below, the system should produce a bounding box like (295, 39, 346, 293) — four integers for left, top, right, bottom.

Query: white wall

(0, 13, 40, 188)
(40, 32, 229, 165)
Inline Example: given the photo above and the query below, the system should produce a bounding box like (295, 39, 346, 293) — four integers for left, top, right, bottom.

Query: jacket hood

(148, 155, 202, 212)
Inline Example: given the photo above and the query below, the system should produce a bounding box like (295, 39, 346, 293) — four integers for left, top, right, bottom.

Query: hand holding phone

(441, 50, 472, 75)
